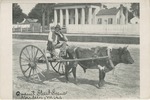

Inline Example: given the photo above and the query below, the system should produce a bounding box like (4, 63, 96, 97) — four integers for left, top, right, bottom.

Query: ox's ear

(91, 47, 95, 51)
(108, 46, 112, 51)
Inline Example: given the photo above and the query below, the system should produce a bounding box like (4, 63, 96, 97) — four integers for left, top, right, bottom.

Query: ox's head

(115, 46, 134, 64)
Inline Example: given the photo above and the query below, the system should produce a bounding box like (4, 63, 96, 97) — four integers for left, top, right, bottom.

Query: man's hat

(55, 24, 61, 30)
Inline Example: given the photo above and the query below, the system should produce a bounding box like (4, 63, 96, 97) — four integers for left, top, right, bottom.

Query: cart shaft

(57, 56, 109, 62)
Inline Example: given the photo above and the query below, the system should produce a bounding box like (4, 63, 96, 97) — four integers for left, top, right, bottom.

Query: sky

(104, 3, 131, 9)
(18, 3, 131, 15)
(18, 3, 37, 15)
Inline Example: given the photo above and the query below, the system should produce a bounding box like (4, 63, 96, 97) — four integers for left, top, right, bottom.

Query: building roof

(21, 18, 38, 24)
(96, 7, 119, 16)
(54, 3, 101, 7)
(130, 16, 139, 24)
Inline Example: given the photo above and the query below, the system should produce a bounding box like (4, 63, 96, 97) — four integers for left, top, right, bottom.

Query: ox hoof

(98, 82, 105, 88)
(75, 83, 79, 85)
(74, 81, 79, 85)
(98, 84, 103, 88)
(65, 80, 69, 83)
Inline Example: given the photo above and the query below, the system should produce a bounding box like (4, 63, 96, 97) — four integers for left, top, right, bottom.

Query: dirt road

(13, 39, 140, 99)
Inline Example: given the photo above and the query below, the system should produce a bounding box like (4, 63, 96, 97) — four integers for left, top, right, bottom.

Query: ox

(65, 46, 134, 88)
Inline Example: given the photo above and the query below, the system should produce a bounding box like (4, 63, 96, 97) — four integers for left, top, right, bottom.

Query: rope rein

(107, 47, 115, 68)
(107, 47, 115, 74)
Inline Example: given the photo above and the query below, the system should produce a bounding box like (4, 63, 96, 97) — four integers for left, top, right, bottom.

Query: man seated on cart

(47, 24, 68, 60)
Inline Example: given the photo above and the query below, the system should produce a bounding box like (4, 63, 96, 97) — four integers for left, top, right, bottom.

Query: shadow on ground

(17, 69, 118, 89)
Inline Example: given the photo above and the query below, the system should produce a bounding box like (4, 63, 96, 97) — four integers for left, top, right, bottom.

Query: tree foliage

(28, 3, 55, 25)
(118, 4, 134, 22)
(12, 3, 27, 24)
(130, 3, 140, 18)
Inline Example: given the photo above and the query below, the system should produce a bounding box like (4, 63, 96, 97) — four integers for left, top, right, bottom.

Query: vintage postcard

(0, 0, 150, 99)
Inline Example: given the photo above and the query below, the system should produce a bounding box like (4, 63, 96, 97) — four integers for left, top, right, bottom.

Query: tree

(12, 3, 27, 24)
(130, 3, 140, 18)
(118, 4, 134, 23)
(28, 4, 43, 24)
(28, 3, 55, 25)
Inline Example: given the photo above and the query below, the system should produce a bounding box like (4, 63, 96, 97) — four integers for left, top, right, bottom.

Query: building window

(69, 19, 71, 24)
(97, 18, 102, 24)
(108, 18, 113, 24)
(78, 19, 81, 24)
(63, 19, 65, 27)
(117, 18, 120, 24)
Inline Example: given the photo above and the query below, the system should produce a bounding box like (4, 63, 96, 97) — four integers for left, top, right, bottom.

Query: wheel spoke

(21, 57, 29, 62)
(21, 64, 29, 66)
(34, 48, 39, 59)
(36, 65, 45, 71)
(35, 69, 41, 80)
(32, 47, 35, 59)
(28, 68, 32, 78)
(33, 69, 35, 76)
(26, 47, 30, 59)
(31, 46, 33, 59)
(22, 51, 30, 60)
(53, 62, 59, 68)
(37, 55, 44, 60)
(36, 68, 45, 78)
(58, 63, 61, 72)
(24, 66, 30, 73)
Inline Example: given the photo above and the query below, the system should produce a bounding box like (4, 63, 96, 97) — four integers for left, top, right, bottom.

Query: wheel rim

(50, 52, 72, 75)
(50, 61, 66, 75)
(19, 45, 49, 82)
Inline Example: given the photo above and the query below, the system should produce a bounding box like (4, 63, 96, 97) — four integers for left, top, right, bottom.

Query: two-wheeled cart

(19, 45, 109, 83)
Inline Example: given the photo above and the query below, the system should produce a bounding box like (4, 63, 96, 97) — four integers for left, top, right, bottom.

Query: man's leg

(55, 41, 67, 57)
(54, 41, 64, 48)
(47, 40, 58, 60)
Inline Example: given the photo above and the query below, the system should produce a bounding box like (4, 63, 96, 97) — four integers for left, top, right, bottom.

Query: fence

(13, 23, 42, 33)
(67, 24, 139, 35)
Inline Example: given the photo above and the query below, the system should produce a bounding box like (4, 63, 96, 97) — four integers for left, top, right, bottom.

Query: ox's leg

(98, 65, 105, 88)
(65, 62, 72, 83)
(72, 62, 78, 84)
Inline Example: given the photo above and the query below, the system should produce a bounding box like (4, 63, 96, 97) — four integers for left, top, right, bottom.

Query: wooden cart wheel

(19, 45, 49, 83)
(50, 61, 66, 75)
(50, 52, 72, 75)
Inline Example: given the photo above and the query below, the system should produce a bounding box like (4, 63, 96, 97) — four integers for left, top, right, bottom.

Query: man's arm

(48, 30, 53, 41)
(57, 31, 68, 42)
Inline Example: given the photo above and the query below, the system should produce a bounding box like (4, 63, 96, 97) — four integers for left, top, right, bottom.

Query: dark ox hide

(65, 46, 134, 88)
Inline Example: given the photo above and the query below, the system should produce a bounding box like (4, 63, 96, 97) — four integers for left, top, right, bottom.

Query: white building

(130, 16, 139, 24)
(53, 3, 139, 34)
(53, 3, 101, 27)
(96, 7, 126, 24)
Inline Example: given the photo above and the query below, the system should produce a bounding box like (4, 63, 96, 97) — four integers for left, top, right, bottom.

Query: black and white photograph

(11, 2, 140, 99)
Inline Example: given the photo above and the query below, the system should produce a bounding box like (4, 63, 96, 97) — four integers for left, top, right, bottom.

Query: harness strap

(107, 47, 115, 69)
(73, 47, 78, 59)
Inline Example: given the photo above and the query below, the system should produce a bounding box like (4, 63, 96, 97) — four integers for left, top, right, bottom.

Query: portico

(53, 4, 101, 27)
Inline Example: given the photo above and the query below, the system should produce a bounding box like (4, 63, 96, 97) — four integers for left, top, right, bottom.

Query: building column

(93, 8, 96, 24)
(47, 8, 50, 29)
(88, 7, 92, 24)
(60, 9, 63, 27)
(66, 9, 69, 26)
(81, 8, 85, 24)
(75, 8, 78, 25)
(70, 9, 74, 24)
(54, 9, 57, 26)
